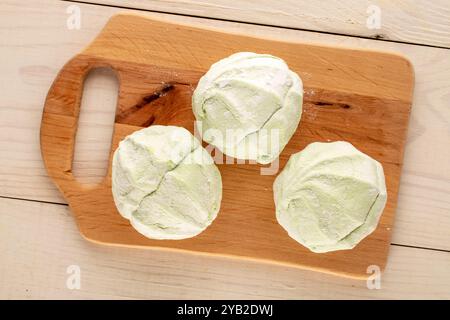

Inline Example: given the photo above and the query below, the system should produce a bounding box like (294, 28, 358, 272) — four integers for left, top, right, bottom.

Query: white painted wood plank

(0, 0, 449, 250)
(89, 0, 450, 48)
(0, 197, 449, 299)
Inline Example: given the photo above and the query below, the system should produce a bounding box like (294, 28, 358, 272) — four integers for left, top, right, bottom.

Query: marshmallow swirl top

(273, 141, 387, 253)
(112, 125, 222, 240)
(192, 52, 303, 164)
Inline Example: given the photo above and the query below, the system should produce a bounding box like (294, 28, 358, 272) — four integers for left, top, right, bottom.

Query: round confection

(112, 125, 222, 240)
(273, 141, 387, 253)
(192, 52, 303, 164)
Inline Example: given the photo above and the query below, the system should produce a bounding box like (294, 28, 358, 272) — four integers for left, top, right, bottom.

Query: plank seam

(60, 0, 450, 50)
(1, 195, 448, 253)
(391, 243, 450, 254)
(0, 195, 68, 207)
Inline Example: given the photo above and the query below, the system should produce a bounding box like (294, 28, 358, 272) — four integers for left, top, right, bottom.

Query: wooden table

(0, 0, 449, 299)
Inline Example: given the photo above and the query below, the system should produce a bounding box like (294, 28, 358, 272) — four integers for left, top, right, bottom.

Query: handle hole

(73, 67, 119, 184)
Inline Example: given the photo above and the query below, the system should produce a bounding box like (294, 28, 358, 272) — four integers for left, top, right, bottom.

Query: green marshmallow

(192, 52, 303, 164)
(112, 125, 222, 240)
(273, 141, 387, 253)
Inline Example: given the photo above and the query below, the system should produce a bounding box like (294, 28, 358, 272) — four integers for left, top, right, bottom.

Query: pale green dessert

(273, 141, 387, 253)
(112, 125, 222, 240)
(192, 52, 303, 164)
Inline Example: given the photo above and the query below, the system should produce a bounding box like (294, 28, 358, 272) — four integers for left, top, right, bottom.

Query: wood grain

(0, 197, 449, 299)
(0, 0, 449, 299)
(1, 0, 449, 252)
(90, 0, 450, 48)
(40, 14, 414, 279)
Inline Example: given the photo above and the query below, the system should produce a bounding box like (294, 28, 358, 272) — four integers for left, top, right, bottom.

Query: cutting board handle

(40, 54, 117, 195)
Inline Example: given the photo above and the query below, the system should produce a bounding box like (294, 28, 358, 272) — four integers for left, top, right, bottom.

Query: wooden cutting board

(40, 13, 414, 279)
